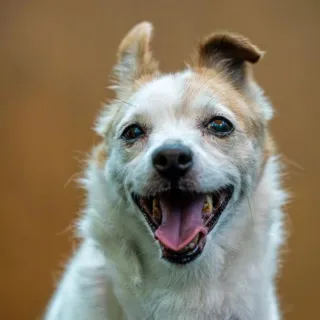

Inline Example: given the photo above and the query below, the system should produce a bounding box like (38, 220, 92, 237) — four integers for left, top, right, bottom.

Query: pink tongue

(154, 193, 208, 252)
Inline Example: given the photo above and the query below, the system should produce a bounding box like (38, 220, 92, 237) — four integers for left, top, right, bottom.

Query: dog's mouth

(132, 186, 233, 264)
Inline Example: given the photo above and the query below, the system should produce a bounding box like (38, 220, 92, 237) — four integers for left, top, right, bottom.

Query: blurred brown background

(1, 0, 319, 319)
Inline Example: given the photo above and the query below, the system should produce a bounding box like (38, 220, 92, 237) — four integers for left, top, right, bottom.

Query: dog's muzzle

(131, 143, 234, 264)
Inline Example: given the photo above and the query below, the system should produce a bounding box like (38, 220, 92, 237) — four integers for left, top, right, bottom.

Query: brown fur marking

(94, 143, 108, 169)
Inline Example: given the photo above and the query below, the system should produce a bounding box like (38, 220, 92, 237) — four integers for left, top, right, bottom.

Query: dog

(44, 22, 287, 320)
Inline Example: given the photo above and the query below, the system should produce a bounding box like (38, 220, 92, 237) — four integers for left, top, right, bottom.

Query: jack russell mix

(44, 22, 287, 320)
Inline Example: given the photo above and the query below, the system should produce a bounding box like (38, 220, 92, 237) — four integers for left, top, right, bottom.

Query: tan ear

(111, 22, 159, 95)
(197, 32, 264, 87)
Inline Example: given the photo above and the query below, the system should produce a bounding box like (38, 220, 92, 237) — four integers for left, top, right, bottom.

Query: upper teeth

(153, 198, 159, 208)
(152, 198, 161, 221)
(202, 195, 213, 215)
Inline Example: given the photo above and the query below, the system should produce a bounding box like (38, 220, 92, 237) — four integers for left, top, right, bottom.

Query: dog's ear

(197, 32, 264, 88)
(111, 22, 159, 96)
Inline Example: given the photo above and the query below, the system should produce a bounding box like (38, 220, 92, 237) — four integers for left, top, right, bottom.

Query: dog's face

(95, 22, 273, 265)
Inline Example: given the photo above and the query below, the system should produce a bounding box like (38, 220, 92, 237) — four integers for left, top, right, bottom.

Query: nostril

(157, 154, 168, 168)
(178, 153, 192, 166)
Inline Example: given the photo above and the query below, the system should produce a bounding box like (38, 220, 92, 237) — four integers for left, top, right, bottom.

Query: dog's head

(93, 22, 274, 265)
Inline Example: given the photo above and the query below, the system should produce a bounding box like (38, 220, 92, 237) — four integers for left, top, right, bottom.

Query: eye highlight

(121, 124, 145, 141)
(207, 116, 234, 136)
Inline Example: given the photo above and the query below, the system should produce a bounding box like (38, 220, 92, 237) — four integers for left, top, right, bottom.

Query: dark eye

(122, 124, 145, 141)
(207, 117, 234, 136)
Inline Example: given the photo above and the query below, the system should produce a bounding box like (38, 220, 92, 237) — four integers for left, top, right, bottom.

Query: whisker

(56, 221, 76, 236)
(247, 194, 254, 226)
(136, 248, 151, 257)
(114, 98, 137, 108)
(64, 172, 82, 188)
(107, 199, 123, 219)
(281, 155, 304, 171)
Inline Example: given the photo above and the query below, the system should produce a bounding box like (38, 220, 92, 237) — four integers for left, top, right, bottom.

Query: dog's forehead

(127, 71, 238, 120)
(132, 72, 191, 111)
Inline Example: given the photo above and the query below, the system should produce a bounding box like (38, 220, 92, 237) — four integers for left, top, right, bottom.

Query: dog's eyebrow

(114, 97, 137, 108)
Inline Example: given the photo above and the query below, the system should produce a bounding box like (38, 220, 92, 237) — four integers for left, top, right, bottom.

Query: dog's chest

(114, 284, 247, 320)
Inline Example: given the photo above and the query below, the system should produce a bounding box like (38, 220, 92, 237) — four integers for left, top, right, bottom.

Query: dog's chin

(132, 185, 234, 265)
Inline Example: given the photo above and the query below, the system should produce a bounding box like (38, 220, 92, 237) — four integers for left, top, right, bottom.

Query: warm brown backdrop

(1, 1, 319, 319)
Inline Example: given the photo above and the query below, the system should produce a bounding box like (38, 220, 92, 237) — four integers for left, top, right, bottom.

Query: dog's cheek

(128, 154, 154, 190)
(108, 144, 148, 191)
(106, 147, 129, 183)
(231, 139, 262, 197)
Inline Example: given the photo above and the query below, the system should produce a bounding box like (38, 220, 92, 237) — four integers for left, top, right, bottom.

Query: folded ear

(111, 22, 159, 96)
(197, 32, 264, 88)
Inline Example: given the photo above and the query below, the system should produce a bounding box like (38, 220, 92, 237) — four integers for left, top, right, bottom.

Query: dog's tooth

(187, 242, 196, 250)
(185, 238, 198, 250)
(152, 198, 161, 221)
(152, 198, 160, 214)
(153, 207, 161, 221)
(203, 195, 213, 214)
(207, 195, 213, 211)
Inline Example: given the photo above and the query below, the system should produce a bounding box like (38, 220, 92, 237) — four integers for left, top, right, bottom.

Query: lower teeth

(186, 242, 196, 250)
(179, 235, 199, 253)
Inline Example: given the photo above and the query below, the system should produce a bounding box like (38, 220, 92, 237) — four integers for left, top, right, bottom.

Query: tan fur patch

(187, 31, 265, 141)
(117, 22, 157, 73)
(187, 68, 264, 138)
(190, 31, 263, 92)
(258, 132, 276, 180)
(93, 143, 108, 169)
(112, 21, 159, 96)
(197, 31, 263, 67)
(264, 133, 276, 161)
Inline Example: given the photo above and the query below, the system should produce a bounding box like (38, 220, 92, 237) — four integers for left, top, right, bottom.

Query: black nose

(152, 144, 193, 180)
